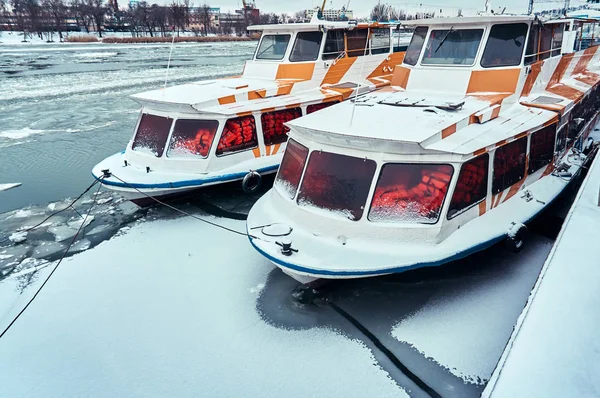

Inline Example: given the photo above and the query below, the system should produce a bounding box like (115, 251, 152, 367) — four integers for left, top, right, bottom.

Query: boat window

(529, 124, 556, 174)
(216, 115, 258, 156)
(261, 108, 302, 146)
(166, 119, 219, 158)
(347, 28, 370, 57)
(448, 154, 489, 220)
(275, 139, 309, 200)
(422, 29, 483, 66)
(525, 24, 540, 65)
(307, 101, 339, 114)
(369, 163, 454, 224)
(481, 23, 528, 68)
(323, 29, 345, 60)
(298, 152, 377, 221)
(403, 26, 428, 65)
(551, 24, 564, 57)
(371, 28, 390, 55)
(539, 25, 553, 60)
(290, 31, 323, 62)
(255, 34, 291, 60)
(131, 113, 172, 157)
(556, 125, 568, 156)
(492, 137, 527, 194)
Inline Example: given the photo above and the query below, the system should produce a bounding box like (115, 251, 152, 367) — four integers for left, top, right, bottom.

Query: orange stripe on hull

(218, 95, 236, 105)
(367, 52, 405, 81)
(272, 143, 281, 155)
(321, 57, 357, 85)
(521, 61, 543, 97)
(466, 68, 520, 94)
(442, 124, 457, 139)
(391, 66, 411, 89)
(478, 199, 487, 216)
(252, 147, 261, 158)
(276, 63, 315, 81)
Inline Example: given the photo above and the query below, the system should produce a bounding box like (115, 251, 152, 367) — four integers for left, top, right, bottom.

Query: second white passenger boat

(247, 14, 600, 283)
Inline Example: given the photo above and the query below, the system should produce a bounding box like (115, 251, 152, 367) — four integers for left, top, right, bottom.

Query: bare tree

(197, 3, 211, 36)
(10, 0, 28, 39)
(43, 0, 67, 40)
(70, 0, 91, 33)
(23, 0, 43, 38)
(149, 3, 168, 36)
(370, 3, 391, 22)
(86, 0, 106, 37)
(293, 10, 305, 23)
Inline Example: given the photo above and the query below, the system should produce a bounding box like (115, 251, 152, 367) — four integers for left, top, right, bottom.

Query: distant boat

(92, 15, 411, 206)
(247, 14, 600, 284)
(0, 183, 22, 192)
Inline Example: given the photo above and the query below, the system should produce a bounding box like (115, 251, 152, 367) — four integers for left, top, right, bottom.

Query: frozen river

(0, 41, 256, 214)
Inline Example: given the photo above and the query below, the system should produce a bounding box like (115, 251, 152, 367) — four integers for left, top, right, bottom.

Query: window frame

(368, 162, 455, 225)
(166, 118, 220, 159)
(322, 29, 346, 60)
(289, 31, 324, 62)
(254, 34, 292, 61)
(528, 124, 557, 174)
(215, 115, 259, 157)
(274, 138, 310, 200)
(447, 154, 489, 220)
(260, 107, 302, 146)
(403, 26, 428, 66)
(420, 28, 485, 67)
(131, 113, 174, 158)
(492, 137, 528, 194)
(296, 150, 378, 221)
(480, 23, 528, 68)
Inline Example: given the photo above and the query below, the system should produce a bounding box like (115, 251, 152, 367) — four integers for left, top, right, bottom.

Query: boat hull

(247, 149, 590, 284)
(92, 152, 280, 206)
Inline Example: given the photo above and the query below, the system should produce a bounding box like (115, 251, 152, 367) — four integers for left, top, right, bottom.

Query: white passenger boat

(247, 14, 600, 284)
(92, 16, 408, 205)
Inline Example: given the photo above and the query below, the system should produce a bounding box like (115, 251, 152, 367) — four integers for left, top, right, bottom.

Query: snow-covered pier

(484, 149, 600, 397)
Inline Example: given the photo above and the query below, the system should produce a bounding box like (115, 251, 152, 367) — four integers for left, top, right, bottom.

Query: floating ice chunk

(66, 215, 95, 230)
(85, 224, 112, 236)
(48, 225, 80, 242)
(32, 242, 67, 259)
(97, 197, 113, 205)
(0, 183, 21, 192)
(68, 239, 91, 253)
(117, 202, 139, 216)
(9, 232, 27, 244)
(249, 283, 265, 294)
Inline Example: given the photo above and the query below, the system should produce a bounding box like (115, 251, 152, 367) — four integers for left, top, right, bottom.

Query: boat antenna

(164, 25, 176, 93)
(349, 27, 371, 126)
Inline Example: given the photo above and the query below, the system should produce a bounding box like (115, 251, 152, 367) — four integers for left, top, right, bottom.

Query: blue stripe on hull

(92, 164, 279, 190)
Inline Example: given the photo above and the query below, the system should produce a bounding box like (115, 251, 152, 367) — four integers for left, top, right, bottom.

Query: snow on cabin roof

(287, 90, 557, 156)
(131, 77, 279, 113)
(401, 15, 533, 27)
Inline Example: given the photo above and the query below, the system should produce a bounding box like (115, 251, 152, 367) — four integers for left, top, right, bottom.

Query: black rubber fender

(242, 171, 262, 193)
(506, 224, 527, 253)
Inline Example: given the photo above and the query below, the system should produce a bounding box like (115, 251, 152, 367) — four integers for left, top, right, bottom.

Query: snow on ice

(0, 183, 21, 192)
(0, 217, 407, 398)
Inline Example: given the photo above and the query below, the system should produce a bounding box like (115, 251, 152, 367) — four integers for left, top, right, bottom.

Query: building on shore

(302, 7, 353, 21)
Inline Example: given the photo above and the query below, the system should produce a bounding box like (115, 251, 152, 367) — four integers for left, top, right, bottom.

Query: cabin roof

(401, 15, 533, 27)
(248, 20, 397, 32)
(287, 90, 556, 156)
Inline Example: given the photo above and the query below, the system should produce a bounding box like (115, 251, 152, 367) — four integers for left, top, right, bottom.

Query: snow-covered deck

(483, 144, 600, 397)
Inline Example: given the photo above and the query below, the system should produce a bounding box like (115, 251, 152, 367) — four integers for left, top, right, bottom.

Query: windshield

(422, 29, 483, 65)
(290, 31, 323, 62)
(297, 151, 376, 221)
(131, 113, 172, 157)
(404, 26, 428, 65)
(481, 23, 528, 67)
(256, 34, 291, 60)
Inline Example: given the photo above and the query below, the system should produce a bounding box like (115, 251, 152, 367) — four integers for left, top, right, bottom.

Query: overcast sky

(189, 0, 590, 17)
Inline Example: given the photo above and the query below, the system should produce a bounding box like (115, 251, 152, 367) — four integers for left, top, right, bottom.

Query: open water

(0, 41, 256, 214)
